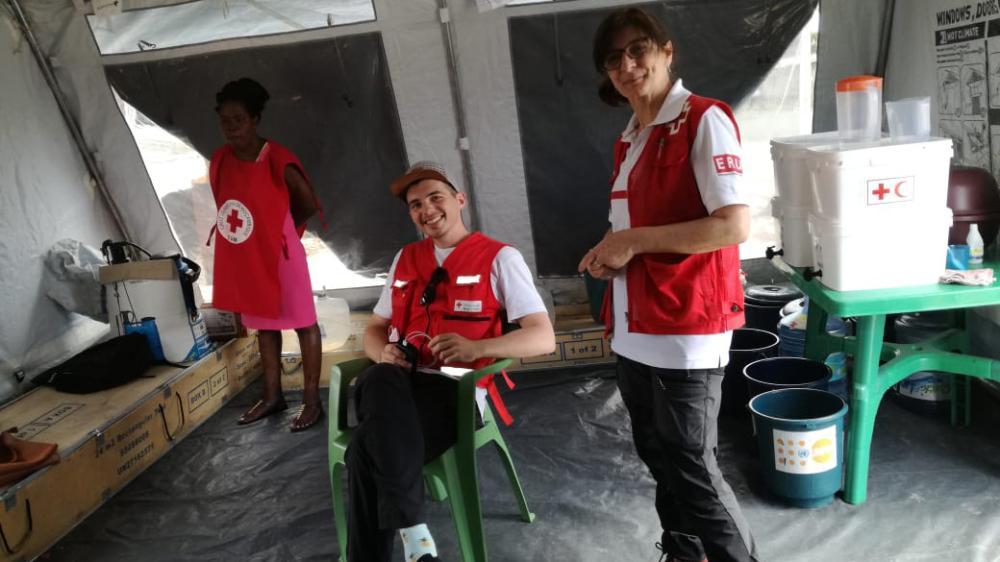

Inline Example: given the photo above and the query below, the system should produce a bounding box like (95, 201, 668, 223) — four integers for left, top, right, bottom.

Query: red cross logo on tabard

(226, 209, 244, 233)
(216, 199, 254, 244)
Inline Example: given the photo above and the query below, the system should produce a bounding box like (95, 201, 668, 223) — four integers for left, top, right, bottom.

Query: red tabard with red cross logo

(209, 142, 303, 318)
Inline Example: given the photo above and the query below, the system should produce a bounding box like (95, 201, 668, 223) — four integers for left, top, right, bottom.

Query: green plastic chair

(327, 357, 535, 562)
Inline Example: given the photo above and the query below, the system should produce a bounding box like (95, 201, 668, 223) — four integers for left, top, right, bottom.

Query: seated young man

(346, 161, 556, 562)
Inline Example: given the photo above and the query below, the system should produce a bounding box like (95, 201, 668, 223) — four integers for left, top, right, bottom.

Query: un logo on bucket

(749, 388, 848, 508)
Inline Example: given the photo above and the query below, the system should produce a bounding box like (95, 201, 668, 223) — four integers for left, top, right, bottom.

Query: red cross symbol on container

(871, 182, 890, 200)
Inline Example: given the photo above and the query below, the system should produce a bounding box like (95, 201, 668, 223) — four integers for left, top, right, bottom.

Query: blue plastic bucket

(743, 357, 832, 399)
(722, 328, 780, 415)
(749, 388, 848, 507)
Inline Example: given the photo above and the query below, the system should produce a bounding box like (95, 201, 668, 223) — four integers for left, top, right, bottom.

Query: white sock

(399, 523, 437, 562)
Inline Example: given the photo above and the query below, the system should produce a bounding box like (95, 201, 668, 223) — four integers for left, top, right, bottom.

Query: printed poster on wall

(934, 0, 1000, 175)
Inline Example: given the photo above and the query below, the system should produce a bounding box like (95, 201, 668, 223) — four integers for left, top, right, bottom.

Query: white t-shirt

(373, 244, 547, 324)
(609, 79, 746, 370)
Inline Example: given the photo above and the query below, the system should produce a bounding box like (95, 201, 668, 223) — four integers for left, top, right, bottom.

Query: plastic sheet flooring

(46, 367, 1000, 562)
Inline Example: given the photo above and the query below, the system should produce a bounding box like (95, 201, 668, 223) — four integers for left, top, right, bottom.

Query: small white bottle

(967, 223, 985, 267)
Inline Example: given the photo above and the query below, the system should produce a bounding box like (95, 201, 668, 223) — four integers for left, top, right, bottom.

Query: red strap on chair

(476, 370, 516, 426)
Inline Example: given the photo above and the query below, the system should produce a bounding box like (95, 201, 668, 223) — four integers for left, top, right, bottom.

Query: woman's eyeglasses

(602, 37, 653, 71)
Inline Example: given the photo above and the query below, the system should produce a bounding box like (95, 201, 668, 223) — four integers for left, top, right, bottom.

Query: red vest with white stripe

(602, 94, 745, 335)
(391, 232, 518, 424)
(209, 142, 304, 318)
(390, 232, 505, 368)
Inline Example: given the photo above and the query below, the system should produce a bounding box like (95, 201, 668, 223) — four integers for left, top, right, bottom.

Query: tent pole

(874, 0, 895, 78)
(6, 0, 133, 242)
(437, 0, 481, 232)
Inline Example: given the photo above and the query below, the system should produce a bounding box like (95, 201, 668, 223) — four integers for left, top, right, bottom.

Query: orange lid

(836, 75, 883, 92)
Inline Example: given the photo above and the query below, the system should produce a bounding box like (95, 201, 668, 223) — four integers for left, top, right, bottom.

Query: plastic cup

(946, 244, 970, 270)
(886, 97, 931, 139)
(836, 75, 883, 143)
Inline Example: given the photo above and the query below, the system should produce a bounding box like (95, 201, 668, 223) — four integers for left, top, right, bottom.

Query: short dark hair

(592, 7, 673, 107)
(215, 77, 270, 118)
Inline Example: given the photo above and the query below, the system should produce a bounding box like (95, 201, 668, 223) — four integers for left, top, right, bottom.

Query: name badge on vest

(455, 275, 481, 285)
(454, 300, 483, 313)
(393, 280, 409, 289)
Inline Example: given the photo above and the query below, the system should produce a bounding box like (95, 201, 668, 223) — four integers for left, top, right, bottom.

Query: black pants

(345, 363, 458, 562)
(616, 355, 759, 562)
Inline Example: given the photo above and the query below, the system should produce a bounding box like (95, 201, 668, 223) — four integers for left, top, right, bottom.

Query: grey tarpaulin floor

(47, 367, 1000, 562)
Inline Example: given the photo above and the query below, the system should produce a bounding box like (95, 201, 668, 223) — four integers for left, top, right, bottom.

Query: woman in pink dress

(210, 78, 324, 431)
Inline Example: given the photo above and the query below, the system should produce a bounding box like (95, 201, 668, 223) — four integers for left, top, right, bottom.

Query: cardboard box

(98, 259, 176, 284)
(102, 259, 210, 362)
(511, 326, 615, 372)
(200, 307, 246, 340)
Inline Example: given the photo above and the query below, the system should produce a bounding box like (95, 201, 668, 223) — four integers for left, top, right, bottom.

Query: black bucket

(887, 313, 955, 415)
(743, 357, 832, 399)
(744, 284, 803, 332)
(722, 328, 780, 415)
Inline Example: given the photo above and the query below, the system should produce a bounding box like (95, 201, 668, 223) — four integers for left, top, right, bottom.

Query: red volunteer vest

(390, 232, 518, 424)
(208, 141, 306, 318)
(602, 94, 745, 335)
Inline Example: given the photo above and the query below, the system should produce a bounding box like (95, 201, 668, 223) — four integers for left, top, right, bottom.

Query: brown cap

(389, 160, 458, 199)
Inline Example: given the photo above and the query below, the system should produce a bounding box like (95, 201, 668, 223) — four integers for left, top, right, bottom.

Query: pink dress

(240, 213, 317, 330)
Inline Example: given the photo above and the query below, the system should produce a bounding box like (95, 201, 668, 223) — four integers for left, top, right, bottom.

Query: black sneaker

(415, 555, 441, 562)
(655, 542, 707, 562)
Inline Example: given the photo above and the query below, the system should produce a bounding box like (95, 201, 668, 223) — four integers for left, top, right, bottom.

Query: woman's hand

(379, 343, 412, 370)
(429, 333, 483, 364)
(578, 230, 634, 277)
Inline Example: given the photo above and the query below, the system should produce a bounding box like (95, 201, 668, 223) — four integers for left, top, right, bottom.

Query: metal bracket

(0, 499, 32, 555)
(158, 392, 185, 441)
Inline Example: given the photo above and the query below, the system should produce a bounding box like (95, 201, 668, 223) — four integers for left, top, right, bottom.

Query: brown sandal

(289, 402, 324, 432)
(238, 398, 288, 425)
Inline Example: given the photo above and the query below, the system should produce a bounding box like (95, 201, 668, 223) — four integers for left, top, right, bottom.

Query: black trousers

(616, 355, 759, 562)
(345, 363, 458, 562)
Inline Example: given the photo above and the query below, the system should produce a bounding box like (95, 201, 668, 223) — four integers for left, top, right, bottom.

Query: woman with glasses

(579, 7, 758, 562)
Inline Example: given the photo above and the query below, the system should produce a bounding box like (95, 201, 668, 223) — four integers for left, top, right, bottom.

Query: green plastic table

(785, 261, 1000, 504)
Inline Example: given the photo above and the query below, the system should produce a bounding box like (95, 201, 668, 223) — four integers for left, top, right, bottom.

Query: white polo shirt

(609, 79, 746, 370)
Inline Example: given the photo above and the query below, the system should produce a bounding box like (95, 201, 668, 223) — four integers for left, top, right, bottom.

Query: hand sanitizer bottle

(967, 223, 985, 267)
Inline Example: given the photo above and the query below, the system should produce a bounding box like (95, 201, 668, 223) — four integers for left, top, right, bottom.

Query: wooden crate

(0, 336, 261, 561)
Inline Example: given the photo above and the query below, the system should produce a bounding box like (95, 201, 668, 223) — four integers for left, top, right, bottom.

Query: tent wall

(813, 0, 893, 132)
(502, 1, 815, 277)
(103, 32, 416, 274)
(0, 7, 118, 385)
(2, 0, 821, 388)
(20, 0, 180, 255)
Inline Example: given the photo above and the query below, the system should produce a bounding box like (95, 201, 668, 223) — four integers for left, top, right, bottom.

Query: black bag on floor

(34, 333, 154, 394)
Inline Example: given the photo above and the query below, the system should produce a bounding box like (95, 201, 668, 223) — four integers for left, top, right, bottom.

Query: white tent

(5, 0, 996, 395)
